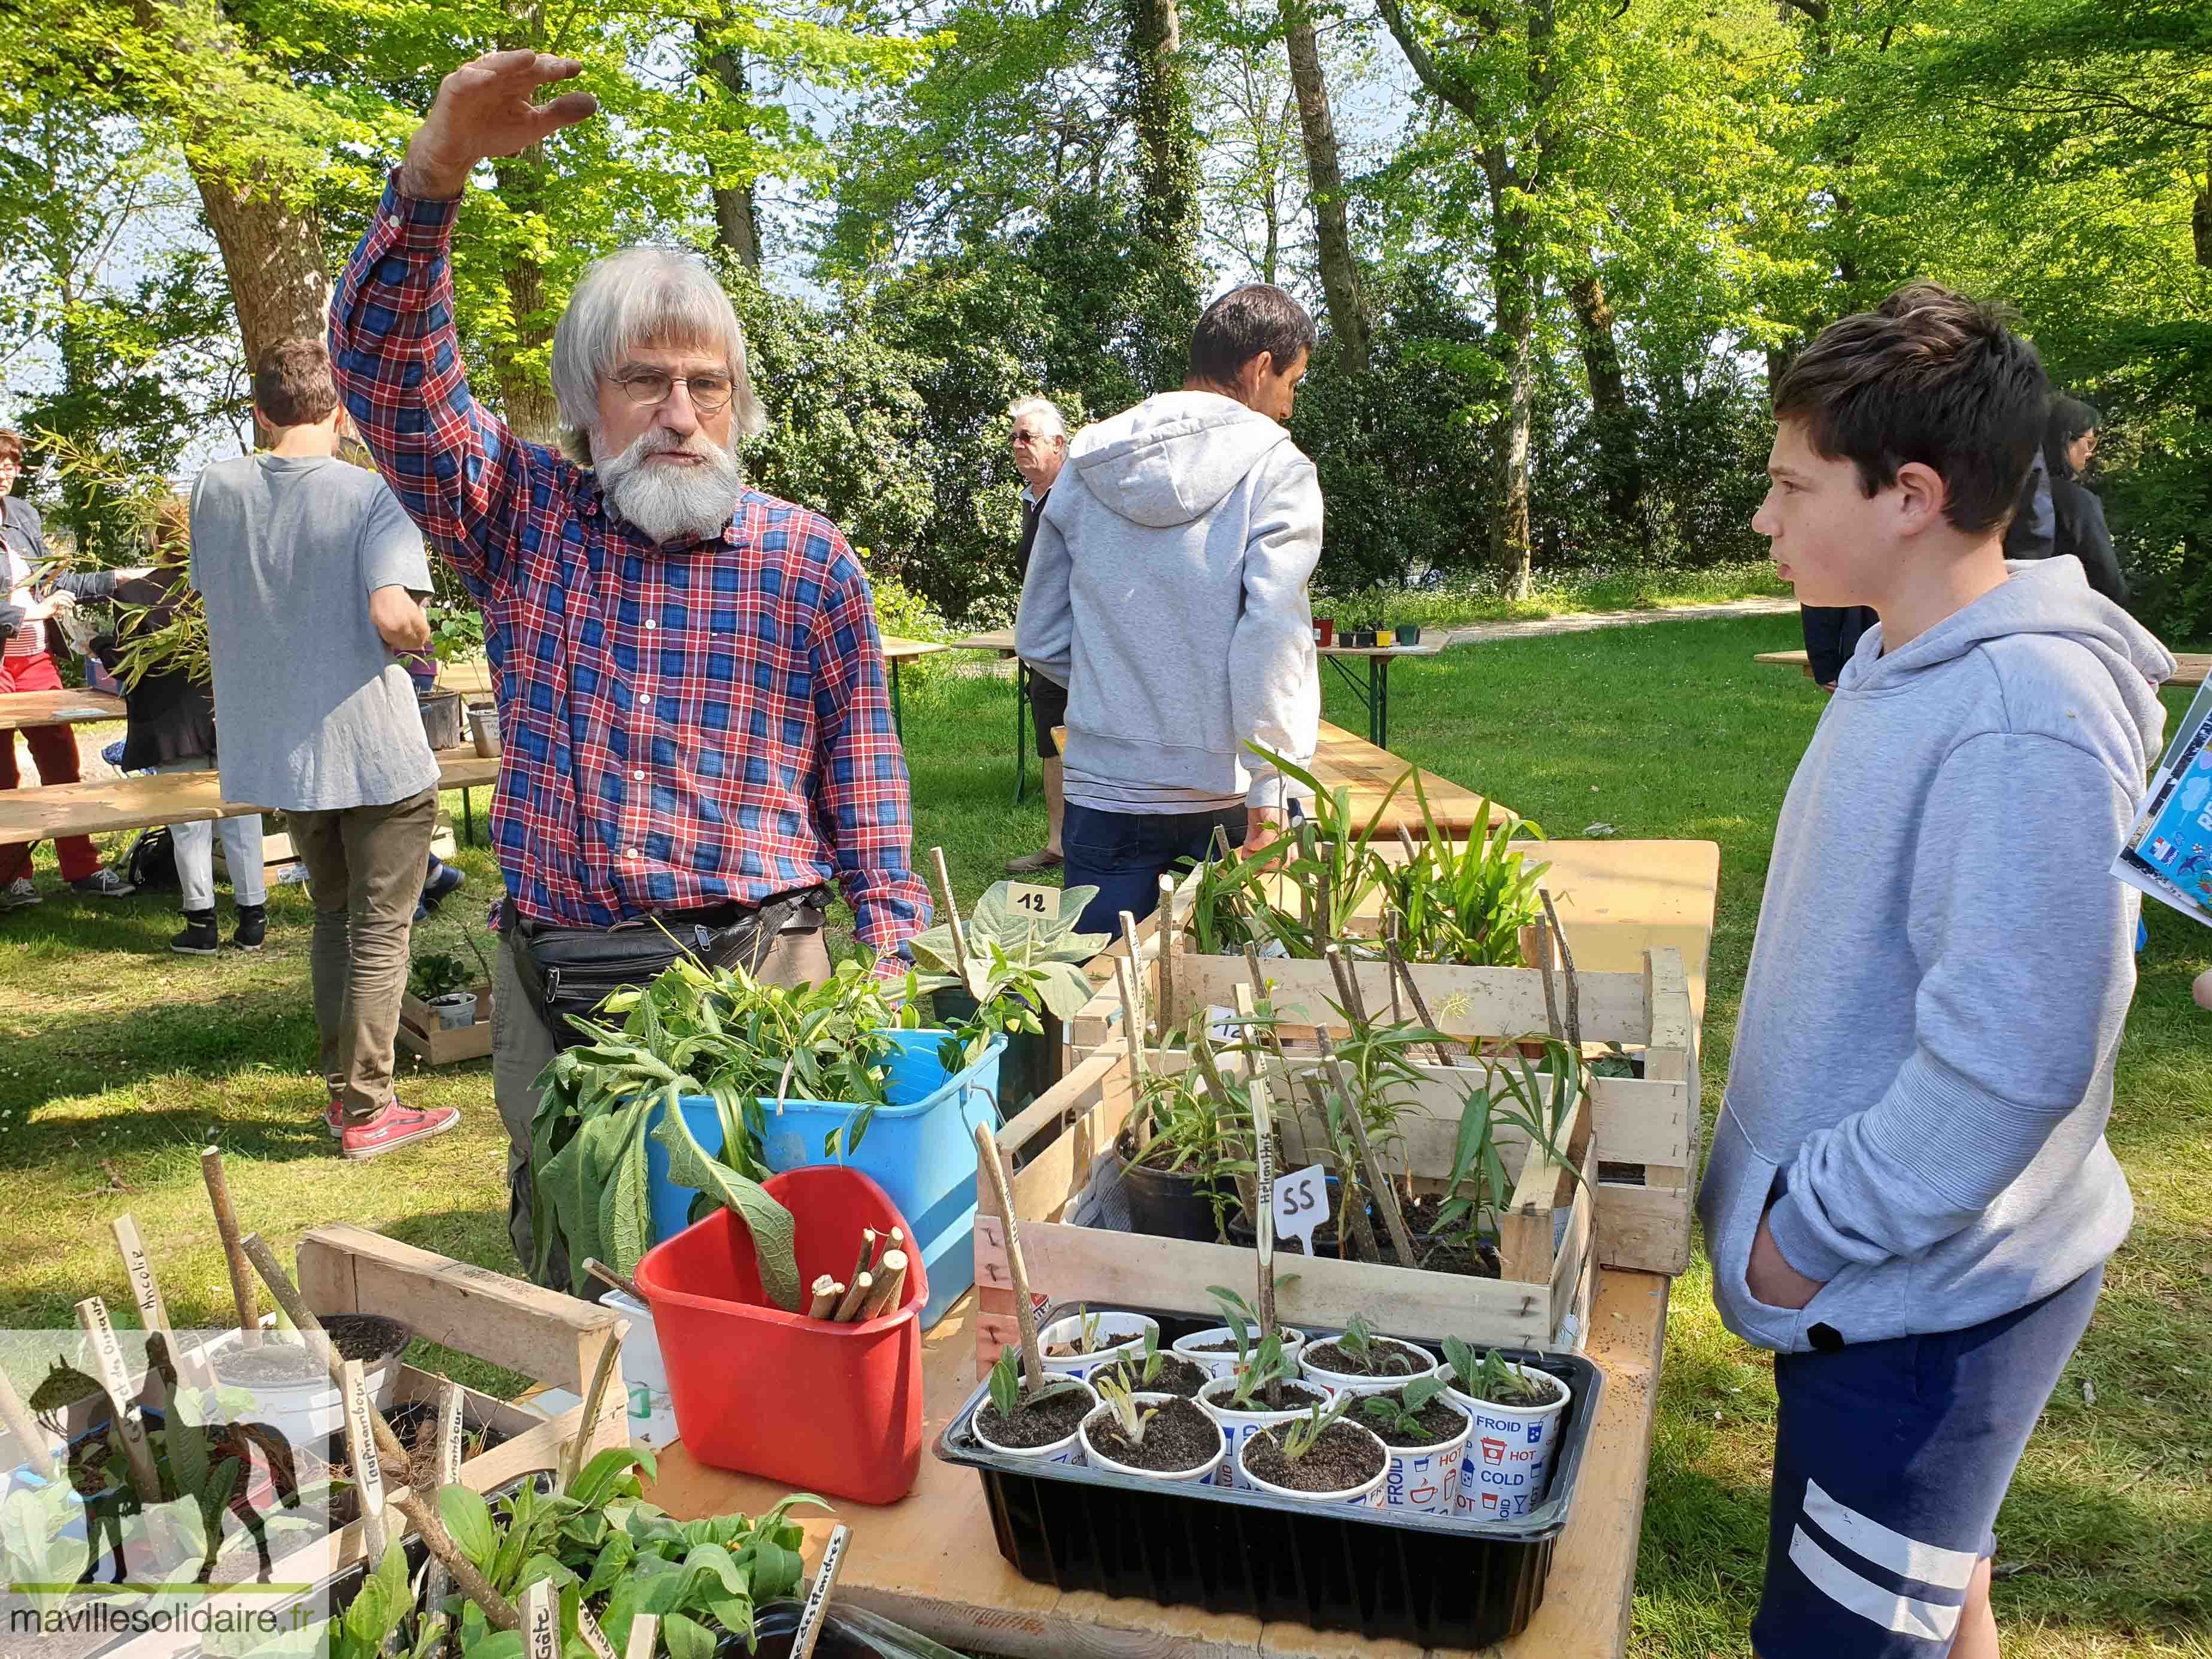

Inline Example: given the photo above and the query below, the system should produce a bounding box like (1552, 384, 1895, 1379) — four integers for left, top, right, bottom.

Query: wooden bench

(0, 689, 128, 729)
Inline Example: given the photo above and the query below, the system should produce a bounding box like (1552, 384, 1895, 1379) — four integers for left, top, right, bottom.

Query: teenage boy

(1702, 283, 2173, 1659)
(191, 338, 461, 1160)
(1016, 284, 1322, 936)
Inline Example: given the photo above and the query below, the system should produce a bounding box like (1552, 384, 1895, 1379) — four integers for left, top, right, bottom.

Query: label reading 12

(1272, 1164, 1328, 1254)
(1005, 884, 1056, 926)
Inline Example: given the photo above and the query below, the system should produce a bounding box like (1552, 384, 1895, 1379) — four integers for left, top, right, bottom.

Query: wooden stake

(111, 1214, 211, 1388)
(860, 1251, 908, 1320)
(927, 848, 976, 997)
(1118, 910, 1151, 1046)
(791, 1524, 852, 1659)
(805, 1276, 840, 1320)
(624, 1615, 659, 1659)
(582, 1258, 645, 1305)
(1300, 1072, 1381, 1263)
(563, 1318, 629, 1491)
(1383, 938, 1458, 1068)
(1111, 954, 1148, 1085)
(1319, 1032, 1419, 1268)
(424, 1379, 466, 1612)
(0, 1361, 57, 1481)
(1539, 888, 1583, 1052)
(1385, 913, 1403, 1025)
(200, 1148, 259, 1348)
(1394, 824, 1419, 863)
(973, 1121, 1046, 1393)
(74, 1297, 159, 1497)
(523, 1581, 559, 1659)
(848, 1229, 879, 1289)
(1156, 874, 1177, 1030)
(832, 1275, 872, 1323)
(1248, 1076, 1278, 1342)
(341, 1357, 390, 1561)
(1324, 944, 1370, 1027)
(1315, 860, 1333, 955)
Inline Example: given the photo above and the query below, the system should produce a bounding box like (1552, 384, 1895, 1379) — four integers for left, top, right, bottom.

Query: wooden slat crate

(397, 984, 494, 1065)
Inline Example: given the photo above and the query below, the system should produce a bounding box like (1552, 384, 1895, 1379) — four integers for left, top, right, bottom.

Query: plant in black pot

(909, 878, 1108, 1115)
(1115, 1024, 1258, 1243)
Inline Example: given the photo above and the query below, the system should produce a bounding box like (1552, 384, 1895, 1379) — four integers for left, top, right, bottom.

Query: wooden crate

(398, 983, 493, 1064)
(1063, 938, 1696, 1276)
(4, 1229, 624, 1659)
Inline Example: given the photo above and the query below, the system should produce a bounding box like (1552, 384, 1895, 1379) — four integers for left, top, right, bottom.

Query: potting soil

(978, 1386, 1092, 1449)
(1085, 1397, 1218, 1473)
(1356, 1387, 1467, 1447)
(1461, 1369, 1564, 1408)
(1303, 1337, 1426, 1379)
(323, 1312, 410, 1362)
(1098, 1353, 1210, 1399)
(214, 1342, 327, 1383)
(1241, 1420, 1384, 1493)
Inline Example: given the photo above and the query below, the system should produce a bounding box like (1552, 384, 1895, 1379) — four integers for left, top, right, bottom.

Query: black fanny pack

(505, 887, 832, 1050)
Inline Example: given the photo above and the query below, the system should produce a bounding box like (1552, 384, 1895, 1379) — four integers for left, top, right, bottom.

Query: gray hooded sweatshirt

(1699, 557, 2172, 1354)
(1015, 392, 1321, 812)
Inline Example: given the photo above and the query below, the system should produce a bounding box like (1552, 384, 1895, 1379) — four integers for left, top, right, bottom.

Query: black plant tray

(933, 1302, 1602, 1647)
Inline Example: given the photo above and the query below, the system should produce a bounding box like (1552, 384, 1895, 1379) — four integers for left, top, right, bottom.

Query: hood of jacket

(1063, 392, 1295, 529)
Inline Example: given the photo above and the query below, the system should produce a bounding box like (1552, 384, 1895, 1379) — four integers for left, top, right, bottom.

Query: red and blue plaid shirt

(329, 175, 928, 951)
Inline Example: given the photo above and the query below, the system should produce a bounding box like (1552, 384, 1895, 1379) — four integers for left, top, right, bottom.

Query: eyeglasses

(610, 369, 736, 414)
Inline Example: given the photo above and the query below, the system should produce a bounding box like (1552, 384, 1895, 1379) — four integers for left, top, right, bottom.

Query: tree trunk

(2194, 134, 2210, 270)
(1279, 0, 1371, 371)
(1126, 0, 1200, 264)
(489, 148, 560, 443)
(1567, 269, 1641, 526)
(1484, 147, 1534, 600)
(701, 26, 764, 270)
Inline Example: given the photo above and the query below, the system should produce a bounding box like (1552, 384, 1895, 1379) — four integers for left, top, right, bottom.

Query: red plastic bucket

(634, 1166, 929, 1505)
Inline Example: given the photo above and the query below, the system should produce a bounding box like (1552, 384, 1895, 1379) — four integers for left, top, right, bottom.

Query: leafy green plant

(1383, 775, 1549, 967)
(1103, 1326, 1169, 1390)
(408, 951, 475, 1002)
(1329, 1314, 1418, 1377)
(1442, 1337, 1556, 1406)
(1127, 1035, 1260, 1238)
(1090, 1373, 1160, 1447)
(1274, 1393, 1355, 1464)
(984, 1346, 1084, 1421)
(908, 880, 1109, 1044)
(1357, 1374, 1451, 1438)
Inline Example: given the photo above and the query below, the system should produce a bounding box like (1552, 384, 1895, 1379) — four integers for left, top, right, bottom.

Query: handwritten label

(112, 1217, 169, 1336)
(791, 1524, 850, 1659)
(341, 1357, 388, 1552)
(1206, 1005, 1239, 1047)
(523, 1582, 559, 1659)
(75, 1297, 156, 1488)
(438, 1382, 466, 1483)
(1006, 884, 1055, 927)
(575, 1601, 618, 1659)
(1272, 1164, 1329, 1255)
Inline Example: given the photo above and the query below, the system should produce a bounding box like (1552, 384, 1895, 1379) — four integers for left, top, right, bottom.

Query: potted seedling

(1300, 1315, 1440, 1397)
(408, 950, 481, 1029)
(1235, 1394, 1389, 1508)
(1036, 1309, 1158, 1382)
(1077, 1373, 1225, 1484)
(1193, 1329, 1332, 1493)
(1116, 1023, 1257, 1243)
(1096, 1327, 1210, 1400)
(967, 1346, 1096, 1466)
(1172, 1285, 1307, 1382)
(208, 1313, 411, 1445)
(1442, 1337, 1571, 1521)
(1353, 1375, 1473, 1516)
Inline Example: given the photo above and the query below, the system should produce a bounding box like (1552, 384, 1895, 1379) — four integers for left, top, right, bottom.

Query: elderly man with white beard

(330, 48, 930, 1289)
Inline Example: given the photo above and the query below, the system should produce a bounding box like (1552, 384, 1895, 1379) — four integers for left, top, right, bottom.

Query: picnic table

(0, 690, 127, 729)
(438, 632, 946, 738)
(1756, 647, 2211, 689)
(645, 833, 1721, 1659)
(954, 627, 1442, 802)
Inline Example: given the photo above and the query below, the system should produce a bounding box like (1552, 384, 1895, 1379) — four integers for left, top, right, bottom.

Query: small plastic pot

(1313, 617, 1335, 647)
(1375, 626, 1397, 648)
(1235, 1420, 1391, 1509)
(1364, 1397, 1473, 1516)
(426, 991, 478, 1029)
(1397, 624, 1421, 646)
(1171, 1324, 1307, 1382)
(1037, 1312, 1158, 1383)
(1118, 1150, 1234, 1243)
(1300, 1335, 1442, 1397)
(1078, 1393, 1224, 1485)
(970, 1378, 1098, 1467)
(1194, 1375, 1333, 1490)
(1449, 1364, 1573, 1520)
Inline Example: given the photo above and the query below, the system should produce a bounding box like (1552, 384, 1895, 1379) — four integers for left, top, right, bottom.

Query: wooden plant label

(74, 1296, 158, 1494)
(624, 1614, 659, 1659)
(112, 1216, 170, 1339)
(1271, 1164, 1328, 1256)
(1206, 1004, 1239, 1047)
(523, 1581, 559, 1659)
(1005, 884, 1056, 929)
(791, 1524, 851, 1659)
(425, 1379, 467, 1611)
(341, 1358, 389, 1557)
(575, 1600, 618, 1659)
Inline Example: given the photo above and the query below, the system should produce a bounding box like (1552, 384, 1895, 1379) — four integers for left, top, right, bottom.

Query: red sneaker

(324, 1099, 343, 1138)
(340, 1100, 461, 1161)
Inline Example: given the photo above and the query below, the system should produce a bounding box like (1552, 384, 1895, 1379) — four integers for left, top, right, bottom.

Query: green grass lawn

(2, 614, 2205, 1655)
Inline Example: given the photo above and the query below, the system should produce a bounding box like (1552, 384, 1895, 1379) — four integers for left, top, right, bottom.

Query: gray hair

(1006, 396, 1067, 440)
(552, 247, 766, 466)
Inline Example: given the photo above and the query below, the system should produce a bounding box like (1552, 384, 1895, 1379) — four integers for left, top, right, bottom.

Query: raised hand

(398, 50, 600, 201)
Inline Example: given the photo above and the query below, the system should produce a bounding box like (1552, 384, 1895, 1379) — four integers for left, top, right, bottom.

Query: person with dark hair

(2041, 396, 2127, 605)
(1006, 396, 1072, 875)
(1017, 282, 1322, 935)
(190, 337, 459, 1160)
(1703, 282, 2172, 1659)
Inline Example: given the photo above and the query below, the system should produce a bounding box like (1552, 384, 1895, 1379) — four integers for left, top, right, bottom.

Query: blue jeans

(1062, 802, 1246, 938)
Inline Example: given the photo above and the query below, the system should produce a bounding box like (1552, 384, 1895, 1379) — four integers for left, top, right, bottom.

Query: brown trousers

(287, 788, 439, 1126)
(494, 919, 833, 1288)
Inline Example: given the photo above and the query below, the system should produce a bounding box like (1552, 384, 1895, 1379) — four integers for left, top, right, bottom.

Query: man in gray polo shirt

(191, 337, 462, 1160)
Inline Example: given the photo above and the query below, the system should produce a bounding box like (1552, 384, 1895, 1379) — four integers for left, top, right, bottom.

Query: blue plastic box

(644, 1029, 1004, 1329)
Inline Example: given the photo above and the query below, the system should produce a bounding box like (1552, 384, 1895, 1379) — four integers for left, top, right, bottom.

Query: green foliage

(408, 953, 476, 1003)
(910, 880, 1111, 1064)
(1441, 1337, 1555, 1406)
(1386, 781, 1548, 966)
(1090, 1372, 1161, 1447)
(1357, 1373, 1451, 1439)
(1274, 1392, 1355, 1464)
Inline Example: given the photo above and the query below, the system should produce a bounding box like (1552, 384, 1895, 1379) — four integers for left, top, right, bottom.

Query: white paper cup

(1234, 1420, 1391, 1509)
(1449, 1364, 1572, 1520)
(1078, 1393, 1224, 1484)
(1170, 1326, 1307, 1382)
(970, 1378, 1098, 1467)
(1194, 1375, 1335, 1490)
(1300, 1336, 1442, 1397)
(1359, 1397, 1473, 1516)
(1037, 1312, 1158, 1382)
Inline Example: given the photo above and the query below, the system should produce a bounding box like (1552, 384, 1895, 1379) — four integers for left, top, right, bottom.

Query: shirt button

(627, 847, 642, 860)
(633, 770, 645, 781)
(644, 620, 657, 632)
(385, 214, 400, 229)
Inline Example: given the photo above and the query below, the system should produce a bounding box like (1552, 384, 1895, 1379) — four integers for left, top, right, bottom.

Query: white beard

(594, 427, 747, 544)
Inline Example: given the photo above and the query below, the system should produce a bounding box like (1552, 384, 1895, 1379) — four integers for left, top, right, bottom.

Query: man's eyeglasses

(610, 369, 736, 414)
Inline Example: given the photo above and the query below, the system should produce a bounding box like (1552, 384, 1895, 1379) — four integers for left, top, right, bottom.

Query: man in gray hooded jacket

(1015, 284, 1321, 936)
(1706, 283, 2172, 1659)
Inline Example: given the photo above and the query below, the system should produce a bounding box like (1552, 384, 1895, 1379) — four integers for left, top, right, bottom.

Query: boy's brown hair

(1773, 282, 2049, 536)
(254, 338, 341, 429)
(0, 429, 23, 466)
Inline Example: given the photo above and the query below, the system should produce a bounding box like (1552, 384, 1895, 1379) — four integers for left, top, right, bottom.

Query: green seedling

(1442, 1336, 1555, 1405)
(1091, 1373, 1161, 1448)
(1333, 1314, 1416, 1376)
(1275, 1393, 1355, 1465)
(1225, 1332, 1299, 1411)
(1358, 1375, 1451, 1438)
(1105, 1327, 1169, 1390)
(986, 1345, 1084, 1420)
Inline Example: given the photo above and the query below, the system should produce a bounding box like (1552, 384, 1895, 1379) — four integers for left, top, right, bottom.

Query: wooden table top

(951, 626, 1019, 655)
(647, 1264, 1671, 1659)
(0, 689, 128, 728)
(1317, 642, 1441, 659)
(0, 748, 501, 839)
(882, 635, 946, 663)
(1756, 647, 2210, 689)
(1309, 720, 1510, 838)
